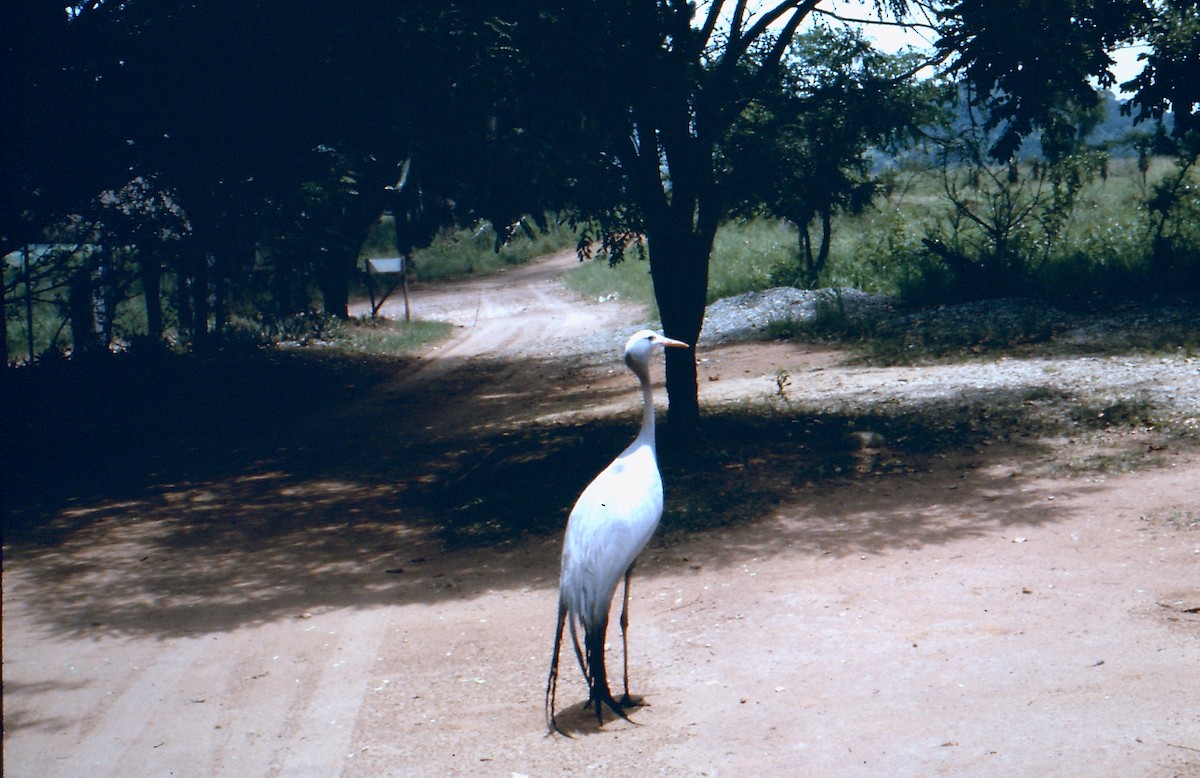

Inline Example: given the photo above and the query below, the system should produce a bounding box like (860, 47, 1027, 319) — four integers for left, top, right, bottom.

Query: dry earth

(4, 250, 1199, 777)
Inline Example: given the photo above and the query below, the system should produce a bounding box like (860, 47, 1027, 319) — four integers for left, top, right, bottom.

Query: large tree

(8, 1, 1193, 374)
(5, 1, 527, 349)
(722, 26, 949, 286)
(498, 1, 930, 429)
(502, 0, 1192, 429)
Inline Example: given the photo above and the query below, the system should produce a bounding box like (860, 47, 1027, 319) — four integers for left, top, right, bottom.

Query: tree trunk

(799, 224, 814, 282)
(814, 208, 832, 282)
(141, 251, 163, 341)
(1, 268, 7, 365)
(319, 165, 394, 321)
(175, 264, 192, 347)
(647, 223, 711, 432)
(317, 249, 354, 320)
(69, 268, 102, 359)
(212, 249, 227, 335)
(191, 248, 211, 352)
(22, 244, 34, 360)
(95, 243, 114, 348)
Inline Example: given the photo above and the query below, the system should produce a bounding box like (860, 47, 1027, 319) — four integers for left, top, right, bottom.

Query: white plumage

(546, 329, 688, 733)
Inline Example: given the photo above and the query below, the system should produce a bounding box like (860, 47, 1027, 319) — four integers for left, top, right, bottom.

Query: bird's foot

(587, 690, 641, 725)
(618, 693, 647, 710)
(546, 713, 573, 738)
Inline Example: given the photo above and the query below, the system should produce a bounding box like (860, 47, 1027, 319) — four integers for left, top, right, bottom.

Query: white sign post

(366, 256, 411, 320)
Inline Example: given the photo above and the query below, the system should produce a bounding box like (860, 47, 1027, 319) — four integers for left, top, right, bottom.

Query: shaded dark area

(4, 340, 1194, 642)
(1, 348, 400, 522)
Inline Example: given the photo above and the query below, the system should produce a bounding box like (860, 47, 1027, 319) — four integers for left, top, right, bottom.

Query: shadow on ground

(2, 344, 1192, 641)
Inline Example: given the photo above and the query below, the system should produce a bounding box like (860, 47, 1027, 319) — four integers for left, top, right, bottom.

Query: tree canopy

(4, 0, 1197, 423)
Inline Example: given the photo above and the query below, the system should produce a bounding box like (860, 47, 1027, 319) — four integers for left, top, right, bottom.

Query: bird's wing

(560, 447, 664, 630)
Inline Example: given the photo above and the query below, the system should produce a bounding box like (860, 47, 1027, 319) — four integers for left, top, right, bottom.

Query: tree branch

(886, 47, 954, 84)
(757, 0, 818, 76)
(812, 7, 938, 33)
(622, 123, 669, 225)
(740, 0, 819, 51)
(696, 0, 734, 54)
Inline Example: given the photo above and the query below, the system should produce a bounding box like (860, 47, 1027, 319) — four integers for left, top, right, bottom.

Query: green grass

(10, 156, 1195, 362)
(563, 253, 658, 314)
(5, 217, 572, 361)
(707, 220, 796, 301)
(365, 217, 579, 283)
(562, 219, 798, 315)
(332, 317, 452, 354)
(227, 312, 452, 355)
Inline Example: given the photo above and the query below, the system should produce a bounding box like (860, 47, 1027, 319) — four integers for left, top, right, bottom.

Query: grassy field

(565, 154, 1199, 312)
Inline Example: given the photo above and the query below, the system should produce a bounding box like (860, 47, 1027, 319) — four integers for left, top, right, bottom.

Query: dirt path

(4, 251, 1198, 776)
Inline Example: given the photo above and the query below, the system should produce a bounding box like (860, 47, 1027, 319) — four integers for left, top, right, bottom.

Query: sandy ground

(4, 251, 1198, 777)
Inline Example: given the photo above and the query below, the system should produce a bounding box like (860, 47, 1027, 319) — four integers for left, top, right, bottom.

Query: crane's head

(624, 329, 689, 379)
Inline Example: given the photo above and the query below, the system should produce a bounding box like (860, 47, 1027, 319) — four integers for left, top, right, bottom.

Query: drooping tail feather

(545, 600, 568, 734)
(547, 596, 630, 731)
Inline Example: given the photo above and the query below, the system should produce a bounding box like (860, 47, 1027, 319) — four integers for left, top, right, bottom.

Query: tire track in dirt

(357, 249, 643, 433)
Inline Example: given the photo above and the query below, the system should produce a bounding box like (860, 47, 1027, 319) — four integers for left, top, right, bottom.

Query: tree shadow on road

(3, 344, 1192, 640)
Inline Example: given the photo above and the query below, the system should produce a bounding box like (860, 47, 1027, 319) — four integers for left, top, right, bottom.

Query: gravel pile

(699, 287, 893, 345)
(571, 288, 1198, 430)
(701, 289, 1198, 352)
(697, 289, 1200, 429)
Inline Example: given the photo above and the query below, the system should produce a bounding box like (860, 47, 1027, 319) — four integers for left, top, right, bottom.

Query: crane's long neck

(633, 362, 656, 451)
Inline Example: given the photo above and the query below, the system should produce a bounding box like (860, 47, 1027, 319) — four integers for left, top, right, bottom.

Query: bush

(384, 218, 578, 283)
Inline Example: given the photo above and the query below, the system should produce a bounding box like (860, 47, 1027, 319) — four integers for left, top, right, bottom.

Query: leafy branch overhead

(3, 0, 1197, 414)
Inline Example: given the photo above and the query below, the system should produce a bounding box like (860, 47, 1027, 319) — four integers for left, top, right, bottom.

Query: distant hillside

(1086, 90, 1167, 153)
(945, 86, 1168, 158)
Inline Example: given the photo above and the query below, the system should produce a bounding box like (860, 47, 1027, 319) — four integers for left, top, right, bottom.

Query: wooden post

(367, 257, 409, 319)
(23, 244, 34, 360)
(402, 265, 411, 321)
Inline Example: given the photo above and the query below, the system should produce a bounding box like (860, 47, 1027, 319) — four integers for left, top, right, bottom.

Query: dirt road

(4, 250, 1198, 776)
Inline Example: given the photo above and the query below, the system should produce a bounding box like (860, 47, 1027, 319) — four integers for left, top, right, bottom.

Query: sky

(727, 0, 1149, 94)
(863, 15, 1148, 92)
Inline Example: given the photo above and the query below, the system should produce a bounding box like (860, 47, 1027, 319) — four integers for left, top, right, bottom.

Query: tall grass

(703, 155, 1197, 307)
(362, 216, 578, 283)
(447, 152, 1198, 316)
(563, 253, 659, 314)
(707, 220, 795, 301)
(562, 219, 794, 316)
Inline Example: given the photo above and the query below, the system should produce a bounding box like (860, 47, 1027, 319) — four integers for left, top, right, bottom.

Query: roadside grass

(194, 311, 454, 358)
(707, 220, 795, 301)
(366, 218, 579, 283)
(1150, 509, 1200, 531)
(561, 219, 796, 314)
(558, 154, 1196, 352)
(563, 253, 658, 313)
(325, 317, 452, 355)
(4, 219, 572, 363)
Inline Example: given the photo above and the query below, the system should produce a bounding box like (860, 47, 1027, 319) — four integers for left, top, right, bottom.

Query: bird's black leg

(617, 563, 643, 709)
(584, 616, 633, 725)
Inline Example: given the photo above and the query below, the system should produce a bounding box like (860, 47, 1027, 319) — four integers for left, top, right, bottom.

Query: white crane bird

(545, 329, 688, 733)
